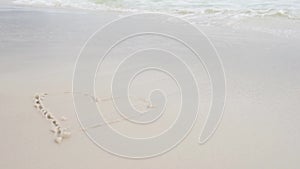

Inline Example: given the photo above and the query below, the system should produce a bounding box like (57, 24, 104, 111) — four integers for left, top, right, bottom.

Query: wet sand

(1, 3, 300, 169)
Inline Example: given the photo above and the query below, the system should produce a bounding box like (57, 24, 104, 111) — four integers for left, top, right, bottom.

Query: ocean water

(13, 0, 300, 19)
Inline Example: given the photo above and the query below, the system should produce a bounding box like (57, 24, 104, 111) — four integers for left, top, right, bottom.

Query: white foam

(13, 0, 300, 20)
(14, 0, 107, 10)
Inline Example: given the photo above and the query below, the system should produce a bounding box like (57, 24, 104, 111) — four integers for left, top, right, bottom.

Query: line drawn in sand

(33, 91, 158, 144)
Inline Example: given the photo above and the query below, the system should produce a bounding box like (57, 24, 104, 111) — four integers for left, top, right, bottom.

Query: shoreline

(0, 3, 300, 169)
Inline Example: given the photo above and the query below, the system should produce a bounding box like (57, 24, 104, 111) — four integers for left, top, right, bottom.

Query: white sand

(0, 3, 300, 169)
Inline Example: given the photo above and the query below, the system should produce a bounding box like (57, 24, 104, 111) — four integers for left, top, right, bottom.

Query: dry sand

(1, 2, 300, 169)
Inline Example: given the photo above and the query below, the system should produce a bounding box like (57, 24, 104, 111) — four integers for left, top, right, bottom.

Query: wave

(13, 0, 300, 20)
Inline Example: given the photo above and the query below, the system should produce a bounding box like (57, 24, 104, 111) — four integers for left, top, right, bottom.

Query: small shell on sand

(46, 114, 53, 119)
(50, 127, 57, 133)
(147, 104, 155, 108)
(52, 120, 59, 126)
(55, 137, 63, 144)
(42, 109, 48, 115)
(60, 116, 67, 121)
(62, 131, 71, 139)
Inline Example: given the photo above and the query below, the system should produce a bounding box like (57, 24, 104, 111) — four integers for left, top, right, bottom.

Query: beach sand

(1, 2, 300, 169)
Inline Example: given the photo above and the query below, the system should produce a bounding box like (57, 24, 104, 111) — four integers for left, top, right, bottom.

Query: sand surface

(1, 3, 300, 169)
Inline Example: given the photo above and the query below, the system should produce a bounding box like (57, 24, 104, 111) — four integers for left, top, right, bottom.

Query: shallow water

(13, 0, 300, 19)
